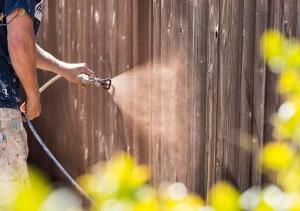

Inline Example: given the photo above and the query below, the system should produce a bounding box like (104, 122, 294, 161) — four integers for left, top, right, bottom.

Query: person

(0, 0, 93, 204)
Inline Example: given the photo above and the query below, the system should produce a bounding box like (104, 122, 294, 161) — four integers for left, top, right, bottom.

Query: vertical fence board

(239, 0, 256, 191)
(251, 0, 268, 186)
(205, 0, 220, 195)
(185, 0, 208, 195)
(217, 0, 245, 187)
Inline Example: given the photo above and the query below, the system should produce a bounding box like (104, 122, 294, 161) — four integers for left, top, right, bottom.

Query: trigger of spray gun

(77, 74, 112, 90)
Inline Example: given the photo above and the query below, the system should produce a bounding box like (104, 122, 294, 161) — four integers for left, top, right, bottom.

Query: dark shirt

(0, 0, 44, 109)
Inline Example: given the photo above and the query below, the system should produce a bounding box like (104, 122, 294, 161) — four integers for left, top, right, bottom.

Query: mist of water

(108, 60, 187, 144)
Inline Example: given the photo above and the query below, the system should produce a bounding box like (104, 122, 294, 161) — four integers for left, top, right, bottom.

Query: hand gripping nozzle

(77, 73, 112, 90)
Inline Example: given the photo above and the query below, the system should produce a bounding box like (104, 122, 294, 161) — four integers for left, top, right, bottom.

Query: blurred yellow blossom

(278, 68, 300, 95)
(262, 142, 294, 171)
(79, 153, 151, 210)
(261, 30, 284, 60)
(160, 183, 203, 211)
(9, 168, 52, 211)
(79, 153, 206, 211)
(209, 182, 241, 211)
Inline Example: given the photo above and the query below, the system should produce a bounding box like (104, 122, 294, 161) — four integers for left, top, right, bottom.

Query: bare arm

(7, 9, 40, 119)
(36, 44, 94, 84)
(36, 44, 62, 75)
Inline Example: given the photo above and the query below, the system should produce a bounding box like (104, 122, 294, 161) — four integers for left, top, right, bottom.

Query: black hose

(21, 74, 108, 205)
(22, 113, 96, 205)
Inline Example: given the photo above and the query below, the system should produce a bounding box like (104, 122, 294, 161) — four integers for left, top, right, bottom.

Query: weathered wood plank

(150, 0, 161, 187)
(251, 0, 269, 186)
(184, 0, 208, 196)
(217, 0, 244, 187)
(238, 0, 256, 191)
(205, 0, 220, 196)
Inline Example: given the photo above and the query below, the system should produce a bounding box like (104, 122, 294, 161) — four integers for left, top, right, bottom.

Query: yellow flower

(261, 30, 286, 71)
(209, 182, 241, 211)
(279, 69, 300, 96)
(11, 168, 52, 211)
(261, 30, 284, 60)
(79, 153, 152, 210)
(254, 201, 274, 211)
(262, 142, 294, 171)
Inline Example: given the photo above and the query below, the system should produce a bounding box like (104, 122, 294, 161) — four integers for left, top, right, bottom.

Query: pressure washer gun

(77, 73, 112, 90)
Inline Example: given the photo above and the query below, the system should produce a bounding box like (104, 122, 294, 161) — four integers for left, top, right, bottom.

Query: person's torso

(0, 0, 45, 109)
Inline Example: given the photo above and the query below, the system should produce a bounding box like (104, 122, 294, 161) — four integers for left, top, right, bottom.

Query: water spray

(23, 73, 112, 205)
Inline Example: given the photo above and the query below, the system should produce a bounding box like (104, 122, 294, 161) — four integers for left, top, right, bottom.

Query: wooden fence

(30, 0, 300, 197)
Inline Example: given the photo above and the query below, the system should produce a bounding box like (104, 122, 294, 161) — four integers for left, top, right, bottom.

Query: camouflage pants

(0, 108, 28, 205)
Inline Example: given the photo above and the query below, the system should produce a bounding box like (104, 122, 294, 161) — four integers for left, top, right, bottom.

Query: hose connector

(77, 73, 112, 90)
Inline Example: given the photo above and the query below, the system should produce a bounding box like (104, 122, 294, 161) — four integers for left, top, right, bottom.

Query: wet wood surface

(29, 0, 300, 197)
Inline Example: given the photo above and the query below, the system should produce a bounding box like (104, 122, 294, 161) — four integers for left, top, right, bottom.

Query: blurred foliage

(258, 30, 300, 210)
(262, 142, 294, 170)
(3, 29, 300, 211)
(79, 154, 205, 211)
(1, 167, 52, 211)
(12, 169, 51, 211)
(209, 182, 241, 211)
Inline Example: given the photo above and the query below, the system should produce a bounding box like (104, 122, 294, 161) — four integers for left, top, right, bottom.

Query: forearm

(36, 44, 67, 75)
(36, 44, 94, 84)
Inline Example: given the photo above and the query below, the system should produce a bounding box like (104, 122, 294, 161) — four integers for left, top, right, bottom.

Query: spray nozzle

(77, 73, 112, 90)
